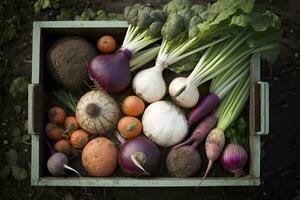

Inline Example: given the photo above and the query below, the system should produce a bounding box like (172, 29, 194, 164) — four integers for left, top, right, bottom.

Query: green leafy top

(225, 117, 249, 150)
(124, 4, 166, 37)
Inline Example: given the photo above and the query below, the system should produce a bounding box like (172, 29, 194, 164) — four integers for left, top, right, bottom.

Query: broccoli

(189, 16, 203, 38)
(163, 0, 192, 16)
(148, 21, 164, 38)
(137, 6, 153, 30)
(121, 3, 166, 64)
(161, 14, 185, 41)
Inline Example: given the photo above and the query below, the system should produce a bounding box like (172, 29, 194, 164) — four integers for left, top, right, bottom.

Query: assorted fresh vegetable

(169, 0, 280, 108)
(132, 0, 233, 103)
(202, 74, 250, 183)
(88, 4, 165, 93)
(42, 0, 280, 183)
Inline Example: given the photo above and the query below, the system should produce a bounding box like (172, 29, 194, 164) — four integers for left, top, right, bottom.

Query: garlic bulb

(169, 77, 199, 108)
(76, 90, 120, 134)
(142, 101, 188, 147)
(132, 65, 166, 103)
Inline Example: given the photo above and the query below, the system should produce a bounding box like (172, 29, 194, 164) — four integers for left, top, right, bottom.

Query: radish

(166, 114, 217, 177)
(200, 74, 250, 185)
(172, 114, 217, 150)
(187, 63, 249, 129)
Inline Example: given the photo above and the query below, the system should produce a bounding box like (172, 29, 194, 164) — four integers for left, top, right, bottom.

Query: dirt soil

(0, 0, 300, 200)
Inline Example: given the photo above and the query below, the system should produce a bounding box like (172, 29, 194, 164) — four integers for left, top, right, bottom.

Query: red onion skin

(47, 152, 68, 176)
(220, 144, 248, 177)
(88, 49, 132, 93)
(118, 136, 161, 176)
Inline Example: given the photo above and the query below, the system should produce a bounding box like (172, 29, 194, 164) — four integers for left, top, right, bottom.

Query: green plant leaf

(5, 149, 18, 165)
(9, 76, 29, 99)
(230, 15, 251, 27)
(56, 8, 72, 21)
(11, 165, 27, 181)
(0, 165, 11, 179)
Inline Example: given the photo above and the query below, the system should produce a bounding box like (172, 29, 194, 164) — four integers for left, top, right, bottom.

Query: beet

(166, 145, 201, 177)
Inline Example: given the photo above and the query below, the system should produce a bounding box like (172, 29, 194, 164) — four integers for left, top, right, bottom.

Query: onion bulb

(220, 144, 248, 177)
(142, 101, 188, 147)
(76, 90, 120, 135)
(132, 65, 166, 103)
(117, 135, 161, 176)
(168, 77, 199, 108)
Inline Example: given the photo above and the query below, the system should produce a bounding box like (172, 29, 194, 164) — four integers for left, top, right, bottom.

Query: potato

(46, 36, 97, 90)
(82, 137, 118, 177)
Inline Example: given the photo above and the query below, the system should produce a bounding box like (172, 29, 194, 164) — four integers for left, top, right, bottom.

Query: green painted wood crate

(28, 21, 269, 187)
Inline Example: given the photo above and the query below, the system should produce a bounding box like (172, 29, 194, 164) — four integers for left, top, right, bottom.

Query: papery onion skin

(88, 49, 132, 93)
(168, 77, 199, 108)
(142, 101, 188, 147)
(220, 144, 248, 177)
(132, 66, 166, 103)
(118, 136, 161, 176)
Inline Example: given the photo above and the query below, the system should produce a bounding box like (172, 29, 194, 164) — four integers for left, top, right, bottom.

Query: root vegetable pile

(43, 0, 280, 185)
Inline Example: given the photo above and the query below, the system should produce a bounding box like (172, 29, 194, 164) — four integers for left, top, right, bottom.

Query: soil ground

(0, 0, 299, 199)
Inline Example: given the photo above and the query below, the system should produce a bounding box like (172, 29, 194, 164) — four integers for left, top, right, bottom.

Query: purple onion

(88, 49, 132, 93)
(220, 144, 248, 177)
(166, 145, 201, 177)
(117, 135, 161, 176)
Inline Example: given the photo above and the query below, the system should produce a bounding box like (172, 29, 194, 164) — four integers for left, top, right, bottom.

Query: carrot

(122, 96, 145, 117)
(45, 123, 63, 141)
(97, 35, 116, 54)
(70, 130, 89, 149)
(64, 116, 79, 132)
(48, 106, 66, 125)
(117, 116, 142, 139)
(54, 139, 72, 156)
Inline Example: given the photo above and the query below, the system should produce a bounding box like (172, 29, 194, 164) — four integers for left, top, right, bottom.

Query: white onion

(132, 66, 166, 103)
(142, 101, 188, 147)
(168, 77, 199, 108)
